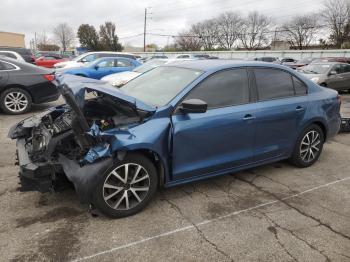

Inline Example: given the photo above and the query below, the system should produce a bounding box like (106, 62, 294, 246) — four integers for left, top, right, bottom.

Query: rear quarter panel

(301, 83, 341, 140)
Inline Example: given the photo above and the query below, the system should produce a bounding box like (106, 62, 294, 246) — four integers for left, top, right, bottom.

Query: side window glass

(254, 68, 295, 100)
(117, 60, 132, 67)
(0, 62, 16, 70)
(332, 64, 342, 74)
(185, 68, 250, 109)
(293, 77, 307, 95)
(97, 60, 114, 68)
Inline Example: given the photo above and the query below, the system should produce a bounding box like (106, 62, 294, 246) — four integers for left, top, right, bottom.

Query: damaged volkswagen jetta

(9, 60, 341, 218)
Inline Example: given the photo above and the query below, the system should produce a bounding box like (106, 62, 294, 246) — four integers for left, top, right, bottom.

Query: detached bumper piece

(340, 118, 350, 133)
(16, 139, 56, 192)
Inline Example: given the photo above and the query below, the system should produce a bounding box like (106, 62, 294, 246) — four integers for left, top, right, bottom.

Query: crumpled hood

(55, 74, 156, 112)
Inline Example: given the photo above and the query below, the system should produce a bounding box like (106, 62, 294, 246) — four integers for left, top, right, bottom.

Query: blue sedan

(62, 57, 141, 79)
(10, 60, 341, 218)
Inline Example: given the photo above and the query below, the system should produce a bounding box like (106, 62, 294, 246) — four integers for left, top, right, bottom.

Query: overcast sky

(1, 0, 322, 48)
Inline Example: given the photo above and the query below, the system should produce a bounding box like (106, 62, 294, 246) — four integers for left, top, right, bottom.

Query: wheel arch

(117, 149, 167, 188)
(0, 84, 34, 100)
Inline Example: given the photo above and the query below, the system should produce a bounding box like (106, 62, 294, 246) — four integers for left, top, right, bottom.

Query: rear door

(171, 68, 256, 180)
(251, 67, 308, 161)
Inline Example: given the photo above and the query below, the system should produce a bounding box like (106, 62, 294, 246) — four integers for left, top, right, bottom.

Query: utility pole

(143, 8, 147, 52)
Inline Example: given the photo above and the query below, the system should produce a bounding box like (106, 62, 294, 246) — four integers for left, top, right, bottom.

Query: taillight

(43, 74, 55, 82)
(337, 94, 342, 106)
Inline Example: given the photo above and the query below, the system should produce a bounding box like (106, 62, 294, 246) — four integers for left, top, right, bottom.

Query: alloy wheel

(299, 130, 321, 163)
(103, 163, 150, 210)
(4, 91, 28, 113)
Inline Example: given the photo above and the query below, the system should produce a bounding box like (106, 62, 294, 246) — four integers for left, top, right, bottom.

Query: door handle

(243, 114, 256, 120)
(296, 106, 305, 112)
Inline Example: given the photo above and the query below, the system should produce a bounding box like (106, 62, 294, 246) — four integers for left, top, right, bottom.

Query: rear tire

(92, 153, 158, 218)
(290, 124, 324, 168)
(0, 88, 32, 114)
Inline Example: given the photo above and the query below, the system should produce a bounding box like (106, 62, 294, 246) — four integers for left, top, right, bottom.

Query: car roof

(83, 51, 135, 55)
(163, 59, 290, 72)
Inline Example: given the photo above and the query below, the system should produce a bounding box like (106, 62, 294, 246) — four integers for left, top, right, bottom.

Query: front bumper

(16, 139, 57, 192)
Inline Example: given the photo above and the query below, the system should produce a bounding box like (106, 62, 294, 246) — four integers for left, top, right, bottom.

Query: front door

(171, 68, 255, 181)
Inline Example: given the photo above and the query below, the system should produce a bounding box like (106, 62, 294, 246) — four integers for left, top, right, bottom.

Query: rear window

(254, 68, 295, 100)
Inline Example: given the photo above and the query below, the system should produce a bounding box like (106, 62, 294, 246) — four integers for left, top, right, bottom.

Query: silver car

(298, 62, 350, 91)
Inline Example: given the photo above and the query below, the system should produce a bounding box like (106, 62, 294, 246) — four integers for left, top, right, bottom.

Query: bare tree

(282, 14, 319, 49)
(191, 20, 218, 50)
(322, 0, 350, 48)
(216, 12, 243, 50)
(240, 11, 271, 50)
(53, 23, 75, 52)
(175, 30, 202, 51)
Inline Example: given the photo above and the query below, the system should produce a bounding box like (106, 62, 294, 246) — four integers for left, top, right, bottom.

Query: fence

(134, 49, 350, 59)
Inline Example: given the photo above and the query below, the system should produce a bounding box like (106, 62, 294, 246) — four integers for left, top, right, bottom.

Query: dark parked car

(283, 57, 317, 69)
(9, 60, 341, 218)
(299, 62, 350, 91)
(0, 46, 35, 64)
(253, 57, 279, 62)
(280, 57, 297, 63)
(0, 57, 59, 114)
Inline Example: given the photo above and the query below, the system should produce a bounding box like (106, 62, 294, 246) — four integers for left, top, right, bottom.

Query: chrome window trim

(0, 60, 21, 72)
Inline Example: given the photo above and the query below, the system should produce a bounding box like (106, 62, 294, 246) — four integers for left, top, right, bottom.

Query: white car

(53, 51, 137, 69)
(0, 51, 25, 62)
(101, 59, 193, 87)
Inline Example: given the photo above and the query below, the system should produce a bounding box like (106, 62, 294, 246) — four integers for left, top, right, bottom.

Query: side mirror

(180, 99, 207, 114)
(329, 70, 338, 76)
(94, 65, 99, 70)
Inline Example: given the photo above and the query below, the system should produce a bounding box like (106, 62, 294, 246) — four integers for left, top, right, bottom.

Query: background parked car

(59, 57, 141, 79)
(139, 55, 168, 63)
(0, 47, 35, 64)
(283, 57, 317, 69)
(280, 57, 297, 63)
(174, 54, 218, 59)
(35, 55, 68, 68)
(0, 50, 25, 62)
(0, 57, 59, 114)
(252, 57, 280, 63)
(53, 51, 137, 69)
(311, 57, 350, 64)
(298, 62, 350, 91)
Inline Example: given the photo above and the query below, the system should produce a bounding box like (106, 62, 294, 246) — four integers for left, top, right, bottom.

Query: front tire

(0, 88, 32, 114)
(290, 124, 324, 168)
(92, 153, 158, 218)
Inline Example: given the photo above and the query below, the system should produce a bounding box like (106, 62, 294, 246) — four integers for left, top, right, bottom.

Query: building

(270, 40, 291, 51)
(0, 31, 25, 47)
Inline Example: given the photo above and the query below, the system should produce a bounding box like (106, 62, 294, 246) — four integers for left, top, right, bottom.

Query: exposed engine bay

(14, 94, 144, 163)
(8, 76, 155, 198)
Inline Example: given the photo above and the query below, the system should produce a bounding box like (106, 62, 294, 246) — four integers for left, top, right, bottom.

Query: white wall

(134, 50, 350, 59)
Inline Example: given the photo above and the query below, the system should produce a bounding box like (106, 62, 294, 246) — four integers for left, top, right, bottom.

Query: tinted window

(254, 68, 294, 100)
(0, 52, 16, 59)
(185, 69, 249, 109)
(341, 64, 350, 73)
(0, 61, 16, 70)
(177, 55, 190, 58)
(293, 77, 307, 95)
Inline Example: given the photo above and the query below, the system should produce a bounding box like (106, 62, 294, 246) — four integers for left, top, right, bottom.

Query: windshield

(120, 66, 203, 107)
(300, 64, 331, 74)
(134, 60, 167, 73)
(72, 53, 87, 61)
